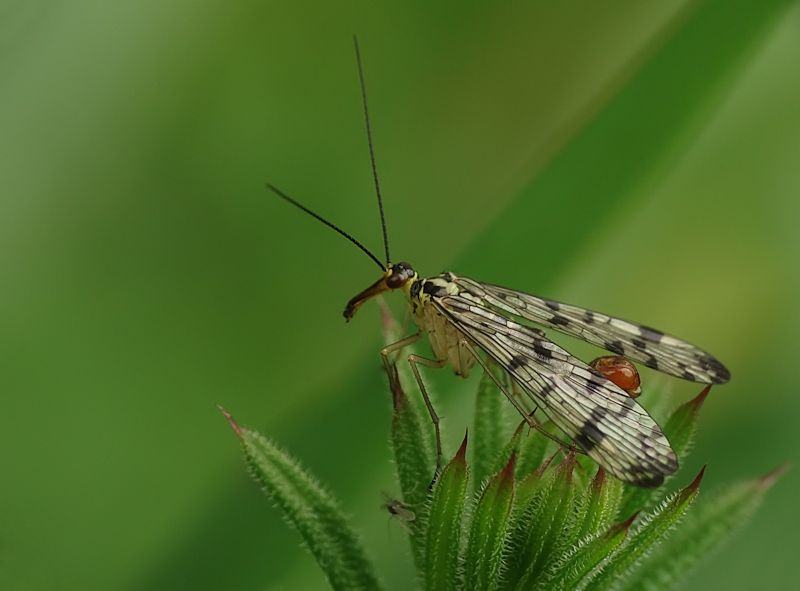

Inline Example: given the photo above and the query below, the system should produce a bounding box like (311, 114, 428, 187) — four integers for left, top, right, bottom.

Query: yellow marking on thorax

(405, 276, 474, 377)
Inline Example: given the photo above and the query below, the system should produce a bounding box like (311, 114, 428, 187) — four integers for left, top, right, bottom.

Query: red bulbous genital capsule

(590, 355, 642, 398)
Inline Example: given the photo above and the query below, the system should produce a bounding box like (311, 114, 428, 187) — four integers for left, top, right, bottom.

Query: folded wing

(454, 276, 730, 385)
(436, 293, 678, 487)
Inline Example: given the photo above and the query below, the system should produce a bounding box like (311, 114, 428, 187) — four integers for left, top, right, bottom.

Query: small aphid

(382, 496, 416, 532)
(591, 355, 642, 398)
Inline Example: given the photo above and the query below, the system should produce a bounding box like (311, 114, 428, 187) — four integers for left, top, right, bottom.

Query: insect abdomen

(428, 307, 473, 376)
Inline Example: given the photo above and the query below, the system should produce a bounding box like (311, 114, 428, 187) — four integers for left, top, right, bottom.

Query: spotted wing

(453, 276, 730, 385)
(435, 294, 678, 487)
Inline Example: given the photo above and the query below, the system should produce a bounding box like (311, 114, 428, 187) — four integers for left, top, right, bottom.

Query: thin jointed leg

(408, 354, 447, 472)
(380, 332, 448, 473)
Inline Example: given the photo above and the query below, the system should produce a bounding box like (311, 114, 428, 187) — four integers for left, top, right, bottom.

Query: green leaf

(581, 467, 705, 591)
(220, 407, 382, 591)
(620, 386, 710, 517)
(473, 365, 510, 487)
(544, 513, 636, 591)
(575, 467, 624, 541)
(619, 464, 788, 591)
(502, 452, 578, 590)
(425, 432, 470, 591)
(464, 452, 517, 591)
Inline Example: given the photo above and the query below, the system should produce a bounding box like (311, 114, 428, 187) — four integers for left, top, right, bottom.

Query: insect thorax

(406, 272, 475, 377)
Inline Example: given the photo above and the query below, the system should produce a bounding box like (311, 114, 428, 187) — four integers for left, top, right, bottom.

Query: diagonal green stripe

(457, 0, 792, 289)
(136, 1, 793, 589)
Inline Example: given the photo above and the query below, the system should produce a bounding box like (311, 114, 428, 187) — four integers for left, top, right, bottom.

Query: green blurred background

(2, 0, 799, 589)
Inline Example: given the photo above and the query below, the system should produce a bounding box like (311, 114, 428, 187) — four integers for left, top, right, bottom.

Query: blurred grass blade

(620, 385, 710, 516)
(545, 514, 636, 591)
(581, 467, 705, 591)
(575, 467, 624, 541)
(220, 407, 382, 591)
(619, 464, 788, 591)
(457, 0, 792, 285)
(425, 432, 470, 591)
(473, 365, 510, 486)
(502, 452, 578, 589)
(464, 452, 517, 591)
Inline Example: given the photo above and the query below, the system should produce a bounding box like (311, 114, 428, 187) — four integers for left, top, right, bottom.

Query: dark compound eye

(386, 262, 415, 288)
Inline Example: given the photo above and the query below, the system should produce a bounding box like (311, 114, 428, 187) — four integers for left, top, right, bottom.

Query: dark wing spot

(606, 340, 626, 355)
(508, 355, 526, 371)
(639, 325, 664, 343)
(573, 408, 608, 453)
(631, 338, 647, 351)
(539, 383, 555, 397)
(550, 314, 570, 326)
(584, 310, 595, 324)
(423, 282, 447, 297)
(532, 343, 553, 359)
(682, 370, 697, 381)
(628, 470, 665, 488)
(574, 431, 596, 453)
(543, 298, 561, 311)
(713, 364, 731, 384)
(644, 355, 659, 370)
(698, 354, 731, 384)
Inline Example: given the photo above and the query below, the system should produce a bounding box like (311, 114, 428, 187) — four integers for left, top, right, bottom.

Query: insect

(381, 494, 416, 532)
(268, 37, 730, 487)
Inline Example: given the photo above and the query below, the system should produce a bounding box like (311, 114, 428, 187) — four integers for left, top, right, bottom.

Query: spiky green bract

(389, 369, 434, 573)
(515, 423, 555, 480)
(581, 466, 705, 591)
(464, 452, 517, 591)
(544, 513, 636, 591)
(514, 450, 559, 510)
(502, 452, 578, 590)
(220, 408, 382, 591)
(620, 464, 788, 591)
(425, 432, 470, 591)
(473, 365, 509, 486)
(620, 386, 710, 517)
(663, 385, 711, 457)
(575, 467, 624, 541)
(380, 301, 434, 574)
(488, 423, 522, 483)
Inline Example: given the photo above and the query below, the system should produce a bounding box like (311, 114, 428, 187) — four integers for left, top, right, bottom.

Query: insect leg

(407, 354, 448, 472)
(380, 332, 447, 474)
(380, 331, 422, 367)
(456, 338, 584, 454)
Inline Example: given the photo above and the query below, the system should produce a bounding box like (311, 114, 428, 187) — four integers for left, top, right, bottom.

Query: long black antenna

(353, 35, 391, 264)
(267, 183, 386, 271)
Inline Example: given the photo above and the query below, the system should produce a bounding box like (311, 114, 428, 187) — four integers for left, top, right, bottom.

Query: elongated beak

(344, 276, 390, 321)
